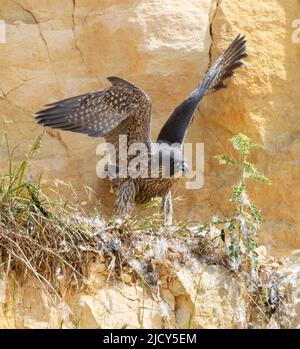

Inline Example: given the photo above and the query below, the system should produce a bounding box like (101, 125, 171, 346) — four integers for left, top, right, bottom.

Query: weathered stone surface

(0, 262, 248, 329)
(0, 0, 300, 256)
(3, 250, 300, 329)
(281, 250, 300, 328)
(196, 0, 300, 258)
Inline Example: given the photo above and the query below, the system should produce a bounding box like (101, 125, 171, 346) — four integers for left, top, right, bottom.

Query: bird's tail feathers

(202, 34, 247, 96)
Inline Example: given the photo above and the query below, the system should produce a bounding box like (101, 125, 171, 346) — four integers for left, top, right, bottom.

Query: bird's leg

(161, 191, 173, 226)
(114, 180, 136, 219)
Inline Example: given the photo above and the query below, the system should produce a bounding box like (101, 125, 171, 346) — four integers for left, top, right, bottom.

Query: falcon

(35, 35, 247, 225)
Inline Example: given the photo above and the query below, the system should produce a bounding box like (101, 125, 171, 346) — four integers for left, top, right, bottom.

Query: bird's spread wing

(157, 34, 247, 145)
(35, 77, 152, 146)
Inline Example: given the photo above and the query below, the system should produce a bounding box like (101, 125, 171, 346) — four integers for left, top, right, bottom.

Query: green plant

(215, 134, 271, 272)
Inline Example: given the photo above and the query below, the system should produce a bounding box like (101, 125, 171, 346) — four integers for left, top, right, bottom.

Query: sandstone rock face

(0, 0, 300, 256)
(0, 263, 248, 329)
(1, 251, 300, 329)
(281, 250, 300, 328)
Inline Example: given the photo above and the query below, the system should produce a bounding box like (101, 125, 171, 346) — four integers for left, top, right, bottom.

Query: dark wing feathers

(35, 77, 151, 139)
(36, 35, 247, 148)
(206, 34, 247, 94)
(157, 34, 247, 145)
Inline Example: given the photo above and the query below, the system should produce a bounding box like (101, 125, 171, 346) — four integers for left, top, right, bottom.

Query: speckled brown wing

(35, 77, 152, 148)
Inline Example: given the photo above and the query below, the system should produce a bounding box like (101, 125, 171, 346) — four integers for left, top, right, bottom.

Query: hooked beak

(182, 161, 189, 175)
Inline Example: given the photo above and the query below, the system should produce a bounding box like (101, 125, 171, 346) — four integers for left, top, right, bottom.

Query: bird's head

(152, 143, 189, 178)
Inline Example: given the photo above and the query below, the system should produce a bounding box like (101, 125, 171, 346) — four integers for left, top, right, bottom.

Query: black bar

(0, 329, 298, 346)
